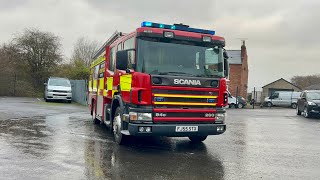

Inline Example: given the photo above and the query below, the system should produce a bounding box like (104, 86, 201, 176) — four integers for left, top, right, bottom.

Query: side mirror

(116, 50, 128, 70)
(116, 49, 136, 71)
(223, 50, 229, 59)
(44, 83, 47, 86)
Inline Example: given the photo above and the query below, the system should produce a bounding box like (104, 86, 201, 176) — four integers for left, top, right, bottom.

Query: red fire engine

(88, 22, 229, 144)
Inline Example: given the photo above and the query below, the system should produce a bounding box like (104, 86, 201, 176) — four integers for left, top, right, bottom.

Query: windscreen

(49, 79, 71, 87)
(307, 92, 320, 100)
(136, 38, 224, 78)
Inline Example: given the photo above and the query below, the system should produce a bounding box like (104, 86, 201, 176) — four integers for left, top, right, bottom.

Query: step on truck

(88, 22, 229, 144)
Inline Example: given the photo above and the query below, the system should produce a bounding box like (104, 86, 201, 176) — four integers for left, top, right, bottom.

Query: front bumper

(47, 92, 72, 100)
(308, 105, 320, 114)
(127, 123, 226, 137)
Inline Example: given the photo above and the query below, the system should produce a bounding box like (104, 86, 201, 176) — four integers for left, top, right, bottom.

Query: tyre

(237, 103, 244, 109)
(229, 103, 235, 108)
(267, 102, 273, 107)
(296, 106, 301, 115)
(113, 107, 127, 145)
(291, 103, 297, 109)
(92, 103, 100, 124)
(188, 136, 207, 143)
(303, 107, 310, 118)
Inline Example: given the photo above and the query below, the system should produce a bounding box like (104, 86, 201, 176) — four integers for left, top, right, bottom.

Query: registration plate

(175, 126, 198, 132)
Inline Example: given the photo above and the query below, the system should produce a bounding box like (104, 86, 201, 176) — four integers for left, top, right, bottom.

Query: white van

(263, 91, 301, 108)
(44, 77, 72, 103)
(227, 91, 246, 108)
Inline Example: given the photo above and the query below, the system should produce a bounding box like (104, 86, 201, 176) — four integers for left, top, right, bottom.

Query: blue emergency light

(141, 21, 215, 35)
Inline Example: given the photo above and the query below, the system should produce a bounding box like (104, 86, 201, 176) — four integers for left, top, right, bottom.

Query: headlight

(215, 113, 225, 123)
(47, 89, 53, 92)
(308, 101, 316, 106)
(129, 112, 152, 121)
(67, 90, 72, 93)
(138, 113, 152, 121)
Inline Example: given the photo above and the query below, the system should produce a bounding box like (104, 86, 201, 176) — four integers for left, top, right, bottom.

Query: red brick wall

(228, 44, 248, 99)
(229, 64, 242, 96)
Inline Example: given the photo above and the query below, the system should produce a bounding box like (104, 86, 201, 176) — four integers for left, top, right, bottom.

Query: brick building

(226, 41, 248, 98)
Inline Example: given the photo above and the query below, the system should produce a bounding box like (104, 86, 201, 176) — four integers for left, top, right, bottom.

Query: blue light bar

(141, 21, 215, 35)
(141, 21, 153, 27)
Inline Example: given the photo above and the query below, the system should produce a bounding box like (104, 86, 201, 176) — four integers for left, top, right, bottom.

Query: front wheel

(188, 136, 207, 143)
(113, 107, 127, 145)
(229, 103, 235, 108)
(303, 107, 310, 118)
(291, 103, 297, 109)
(237, 103, 244, 109)
(267, 102, 273, 107)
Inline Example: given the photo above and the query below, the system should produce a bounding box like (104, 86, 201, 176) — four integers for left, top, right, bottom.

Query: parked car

(262, 91, 301, 108)
(297, 90, 320, 118)
(228, 92, 247, 108)
(44, 77, 72, 103)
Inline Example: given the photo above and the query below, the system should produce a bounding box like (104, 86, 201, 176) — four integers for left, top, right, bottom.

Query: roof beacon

(141, 21, 215, 35)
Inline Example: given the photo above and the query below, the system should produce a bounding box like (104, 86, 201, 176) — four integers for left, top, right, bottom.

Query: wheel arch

(111, 95, 125, 121)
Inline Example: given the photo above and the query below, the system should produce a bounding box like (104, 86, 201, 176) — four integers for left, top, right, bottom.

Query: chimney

(241, 40, 247, 62)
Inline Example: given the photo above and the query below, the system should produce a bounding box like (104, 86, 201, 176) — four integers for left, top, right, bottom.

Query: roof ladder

(92, 31, 123, 60)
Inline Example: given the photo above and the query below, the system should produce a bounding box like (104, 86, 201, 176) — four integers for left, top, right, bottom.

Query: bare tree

(0, 43, 23, 96)
(71, 37, 98, 66)
(291, 75, 320, 89)
(14, 28, 62, 89)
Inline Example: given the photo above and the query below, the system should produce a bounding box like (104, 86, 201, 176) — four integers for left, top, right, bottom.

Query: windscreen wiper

(150, 70, 193, 76)
(163, 72, 193, 76)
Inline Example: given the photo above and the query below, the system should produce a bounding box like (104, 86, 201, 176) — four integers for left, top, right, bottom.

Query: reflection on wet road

(1, 98, 320, 179)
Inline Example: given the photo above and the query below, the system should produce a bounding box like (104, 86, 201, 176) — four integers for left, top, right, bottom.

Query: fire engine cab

(88, 22, 229, 144)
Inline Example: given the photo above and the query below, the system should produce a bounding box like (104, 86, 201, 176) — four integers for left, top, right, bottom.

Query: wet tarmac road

(1, 97, 320, 180)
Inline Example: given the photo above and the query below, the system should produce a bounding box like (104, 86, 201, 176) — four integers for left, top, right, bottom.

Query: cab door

(270, 92, 281, 106)
(114, 36, 136, 104)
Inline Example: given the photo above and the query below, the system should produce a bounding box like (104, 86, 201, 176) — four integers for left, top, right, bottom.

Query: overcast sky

(1, 0, 319, 90)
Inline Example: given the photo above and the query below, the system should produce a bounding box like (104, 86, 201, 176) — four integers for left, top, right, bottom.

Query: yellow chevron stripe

(154, 102, 217, 106)
(103, 89, 107, 96)
(154, 94, 217, 99)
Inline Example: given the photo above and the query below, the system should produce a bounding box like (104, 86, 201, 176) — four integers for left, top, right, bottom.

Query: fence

(70, 80, 87, 106)
(0, 72, 38, 97)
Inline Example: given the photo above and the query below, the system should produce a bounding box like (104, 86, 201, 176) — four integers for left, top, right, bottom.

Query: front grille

(152, 89, 218, 96)
(53, 94, 67, 96)
(154, 112, 209, 117)
(154, 121, 215, 124)
(311, 107, 320, 111)
(152, 87, 219, 124)
(155, 97, 212, 103)
(154, 105, 217, 108)
(53, 90, 68, 93)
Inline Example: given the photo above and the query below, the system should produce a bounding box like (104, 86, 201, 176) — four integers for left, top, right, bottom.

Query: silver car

(44, 77, 72, 103)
